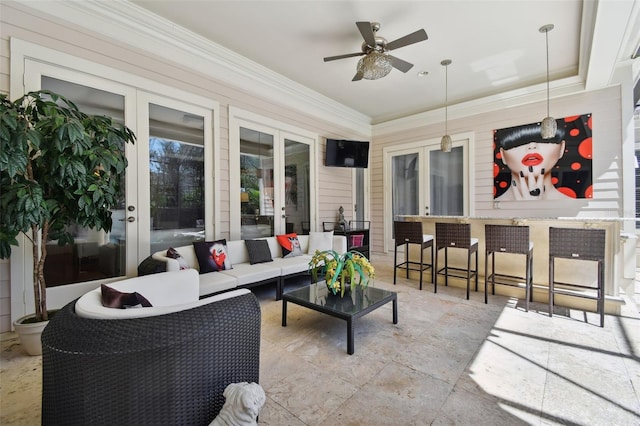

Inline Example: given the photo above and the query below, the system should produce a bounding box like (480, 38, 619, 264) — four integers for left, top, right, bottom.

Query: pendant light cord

(444, 63, 448, 134)
(545, 28, 550, 118)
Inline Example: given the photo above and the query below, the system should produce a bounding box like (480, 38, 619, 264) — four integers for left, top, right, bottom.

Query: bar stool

(484, 224, 534, 311)
(549, 227, 606, 327)
(393, 221, 434, 290)
(435, 222, 478, 299)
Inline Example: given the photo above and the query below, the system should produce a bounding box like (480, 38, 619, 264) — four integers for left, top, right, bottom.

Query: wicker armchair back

(41, 291, 261, 425)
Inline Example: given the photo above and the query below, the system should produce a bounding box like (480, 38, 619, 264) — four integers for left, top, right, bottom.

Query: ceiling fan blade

(386, 29, 428, 51)
(389, 55, 414, 73)
(324, 52, 365, 62)
(352, 70, 364, 81)
(356, 21, 376, 47)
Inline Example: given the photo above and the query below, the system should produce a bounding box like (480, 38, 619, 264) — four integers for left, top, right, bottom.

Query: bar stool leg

(393, 244, 398, 285)
(598, 261, 604, 327)
(444, 247, 449, 287)
(466, 249, 471, 300)
(474, 249, 478, 292)
(484, 251, 490, 304)
(549, 256, 554, 318)
(419, 243, 424, 290)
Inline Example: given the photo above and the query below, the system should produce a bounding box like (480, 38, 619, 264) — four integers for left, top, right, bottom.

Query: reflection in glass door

(392, 152, 420, 219)
(240, 127, 275, 239)
(40, 76, 129, 287)
(429, 147, 464, 216)
(284, 138, 310, 235)
(148, 104, 205, 254)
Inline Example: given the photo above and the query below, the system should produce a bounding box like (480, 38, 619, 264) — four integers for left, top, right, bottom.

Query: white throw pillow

(307, 231, 334, 254)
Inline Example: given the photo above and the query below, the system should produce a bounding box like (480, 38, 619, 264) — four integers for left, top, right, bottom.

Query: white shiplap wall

(369, 85, 623, 254)
(0, 2, 367, 332)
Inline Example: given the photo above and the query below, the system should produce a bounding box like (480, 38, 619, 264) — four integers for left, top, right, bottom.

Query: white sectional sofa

(152, 233, 347, 299)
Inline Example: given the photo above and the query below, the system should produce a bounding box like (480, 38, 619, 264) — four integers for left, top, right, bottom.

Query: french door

(12, 55, 216, 318)
(384, 137, 471, 251)
(230, 109, 315, 240)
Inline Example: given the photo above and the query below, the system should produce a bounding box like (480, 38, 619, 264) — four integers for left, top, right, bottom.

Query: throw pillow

(101, 284, 153, 309)
(276, 233, 303, 258)
(308, 231, 334, 254)
(193, 240, 232, 273)
(166, 247, 190, 270)
(245, 239, 273, 265)
(137, 255, 167, 276)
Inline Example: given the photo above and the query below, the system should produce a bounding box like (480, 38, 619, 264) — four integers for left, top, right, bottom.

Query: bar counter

(397, 216, 636, 315)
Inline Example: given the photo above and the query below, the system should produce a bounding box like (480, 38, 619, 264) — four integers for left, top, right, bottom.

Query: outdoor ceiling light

(539, 24, 557, 139)
(440, 59, 452, 152)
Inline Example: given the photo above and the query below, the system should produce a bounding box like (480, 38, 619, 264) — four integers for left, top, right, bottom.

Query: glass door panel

(240, 127, 275, 239)
(284, 138, 310, 234)
(148, 104, 205, 254)
(392, 152, 421, 219)
(40, 76, 128, 286)
(428, 146, 464, 216)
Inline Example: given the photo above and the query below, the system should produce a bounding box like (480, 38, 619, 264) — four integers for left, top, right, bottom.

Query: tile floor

(1, 263, 639, 425)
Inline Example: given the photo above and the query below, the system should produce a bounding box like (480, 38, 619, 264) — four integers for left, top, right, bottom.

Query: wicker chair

(435, 222, 479, 299)
(393, 221, 434, 290)
(484, 224, 534, 310)
(548, 227, 606, 327)
(41, 291, 261, 425)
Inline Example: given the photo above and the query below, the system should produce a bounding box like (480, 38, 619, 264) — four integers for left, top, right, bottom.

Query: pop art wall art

(493, 114, 592, 200)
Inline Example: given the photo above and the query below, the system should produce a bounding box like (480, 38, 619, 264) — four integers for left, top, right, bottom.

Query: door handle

(119, 216, 135, 222)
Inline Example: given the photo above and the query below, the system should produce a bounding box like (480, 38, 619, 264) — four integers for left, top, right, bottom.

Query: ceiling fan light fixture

(357, 51, 393, 80)
(539, 24, 556, 139)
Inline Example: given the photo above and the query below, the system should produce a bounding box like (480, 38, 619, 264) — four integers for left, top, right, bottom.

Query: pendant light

(539, 24, 557, 139)
(440, 59, 452, 152)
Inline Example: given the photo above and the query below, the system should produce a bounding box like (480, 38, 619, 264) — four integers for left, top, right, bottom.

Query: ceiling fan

(324, 21, 428, 81)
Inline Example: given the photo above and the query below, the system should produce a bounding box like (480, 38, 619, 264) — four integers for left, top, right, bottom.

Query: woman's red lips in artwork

(521, 153, 543, 166)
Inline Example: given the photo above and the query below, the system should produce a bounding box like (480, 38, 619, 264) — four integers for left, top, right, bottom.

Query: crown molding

(14, 0, 372, 136)
(373, 75, 585, 137)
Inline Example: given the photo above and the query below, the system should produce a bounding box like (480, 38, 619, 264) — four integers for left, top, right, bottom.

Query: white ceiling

(127, 0, 639, 124)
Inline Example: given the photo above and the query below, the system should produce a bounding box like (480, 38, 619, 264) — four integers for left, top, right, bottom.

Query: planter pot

(13, 313, 52, 356)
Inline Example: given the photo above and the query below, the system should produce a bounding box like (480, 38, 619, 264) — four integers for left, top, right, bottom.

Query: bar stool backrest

(549, 227, 605, 261)
(485, 224, 530, 254)
(436, 222, 471, 248)
(394, 221, 424, 246)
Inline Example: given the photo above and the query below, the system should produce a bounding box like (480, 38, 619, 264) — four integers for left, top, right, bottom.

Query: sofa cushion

(276, 233, 303, 258)
(307, 231, 334, 254)
(198, 270, 238, 297)
(219, 263, 281, 286)
(245, 239, 273, 264)
(270, 255, 313, 276)
(101, 284, 153, 309)
(193, 240, 232, 273)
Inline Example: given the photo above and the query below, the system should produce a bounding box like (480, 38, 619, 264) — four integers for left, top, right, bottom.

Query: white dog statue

(210, 382, 266, 426)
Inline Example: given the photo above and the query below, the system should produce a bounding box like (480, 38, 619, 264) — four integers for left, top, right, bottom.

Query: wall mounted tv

(325, 139, 370, 168)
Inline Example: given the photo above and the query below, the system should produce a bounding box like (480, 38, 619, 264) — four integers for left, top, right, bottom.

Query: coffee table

(281, 282, 398, 355)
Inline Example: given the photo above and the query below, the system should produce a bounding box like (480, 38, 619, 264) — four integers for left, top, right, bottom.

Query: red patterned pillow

(193, 240, 232, 273)
(276, 233, 303, 258)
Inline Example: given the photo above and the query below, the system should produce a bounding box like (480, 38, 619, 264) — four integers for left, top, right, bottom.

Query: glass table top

(282, 282, 396, 316)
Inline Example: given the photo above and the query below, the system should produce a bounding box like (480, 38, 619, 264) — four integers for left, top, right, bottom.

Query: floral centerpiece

(308, 249, 375, 297)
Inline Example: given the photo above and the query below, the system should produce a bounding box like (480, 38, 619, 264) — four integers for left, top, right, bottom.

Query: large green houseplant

(0, 90, 136, 330)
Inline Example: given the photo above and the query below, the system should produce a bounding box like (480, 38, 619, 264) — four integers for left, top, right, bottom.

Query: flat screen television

(325, 139, 369, 168)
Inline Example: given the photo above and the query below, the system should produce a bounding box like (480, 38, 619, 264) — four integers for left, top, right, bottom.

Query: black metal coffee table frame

(282, 283, 398, 355)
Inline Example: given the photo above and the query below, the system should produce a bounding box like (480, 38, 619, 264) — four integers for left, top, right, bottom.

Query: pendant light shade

(539, 24, 556, 139)
(440, 59, 452, 152)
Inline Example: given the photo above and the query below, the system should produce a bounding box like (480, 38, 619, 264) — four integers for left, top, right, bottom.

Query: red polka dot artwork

(493, 113, 592, 200)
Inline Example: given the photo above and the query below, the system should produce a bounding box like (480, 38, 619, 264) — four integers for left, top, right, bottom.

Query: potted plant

(308, 249, 375, 297)
(0, 90, 136, 355)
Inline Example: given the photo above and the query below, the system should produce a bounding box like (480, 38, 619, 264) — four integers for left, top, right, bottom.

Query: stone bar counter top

(397, 215, 637, 315)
